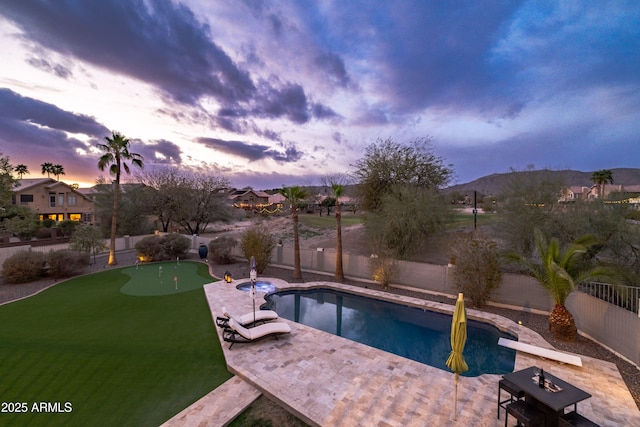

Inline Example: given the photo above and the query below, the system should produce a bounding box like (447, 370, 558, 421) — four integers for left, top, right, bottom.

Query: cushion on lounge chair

(228, 318, 291, 341)
(221, 306, 279, 325)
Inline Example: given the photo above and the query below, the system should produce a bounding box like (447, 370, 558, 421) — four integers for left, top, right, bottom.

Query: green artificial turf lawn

(0, 261, 232, 427)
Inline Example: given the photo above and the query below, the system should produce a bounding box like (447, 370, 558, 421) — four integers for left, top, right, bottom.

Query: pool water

(264, 288, 516, 377)
(236, 281, 276, 293)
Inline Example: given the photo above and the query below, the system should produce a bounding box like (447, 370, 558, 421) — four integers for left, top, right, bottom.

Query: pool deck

(163, 278, 640, 427)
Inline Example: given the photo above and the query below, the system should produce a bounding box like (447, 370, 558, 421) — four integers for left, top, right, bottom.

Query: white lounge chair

(216, 306, 279, 328)
(223, 318, 291, 349)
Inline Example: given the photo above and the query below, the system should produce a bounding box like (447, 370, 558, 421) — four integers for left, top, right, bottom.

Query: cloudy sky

(0, 1, 638, 189)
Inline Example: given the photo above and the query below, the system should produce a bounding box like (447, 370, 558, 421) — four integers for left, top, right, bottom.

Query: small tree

(240, 225, 275, 274)
(70, 224, 107, 264)
(450, 232, 502, 307)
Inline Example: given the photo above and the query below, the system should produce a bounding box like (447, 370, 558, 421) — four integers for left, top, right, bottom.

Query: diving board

(498, 337, 583, 367)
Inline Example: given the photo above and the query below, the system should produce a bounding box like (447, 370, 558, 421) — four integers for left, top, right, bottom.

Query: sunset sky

(0, 1, 638, 189)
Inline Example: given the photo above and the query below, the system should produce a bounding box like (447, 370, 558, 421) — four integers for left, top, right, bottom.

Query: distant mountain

(444, 168, 640, 196)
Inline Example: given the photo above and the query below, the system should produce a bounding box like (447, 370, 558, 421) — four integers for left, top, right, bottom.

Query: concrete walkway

(165, 278, 640, 426)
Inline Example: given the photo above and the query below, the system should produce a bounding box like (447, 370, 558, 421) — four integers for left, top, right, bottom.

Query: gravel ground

(1, 251, 638, 413)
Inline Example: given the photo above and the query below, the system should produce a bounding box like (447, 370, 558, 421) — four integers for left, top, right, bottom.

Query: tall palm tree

(331, 183, 345, 282)
(507, 228, 618, 341)
(97, 131, 144, 265)
(52, 164, 65, 181)
(15, 164, 29, 179)
(591, 169, 614, 199)
(41, 162, 54, 178)
(278, 186, 309, 280)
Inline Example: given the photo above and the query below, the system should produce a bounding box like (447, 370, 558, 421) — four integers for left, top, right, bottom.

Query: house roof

(15, 178, 93, 201)
(14, 178, 55, 192)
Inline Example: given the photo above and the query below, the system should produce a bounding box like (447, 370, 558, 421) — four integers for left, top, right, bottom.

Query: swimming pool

(264, 288, 516, 377)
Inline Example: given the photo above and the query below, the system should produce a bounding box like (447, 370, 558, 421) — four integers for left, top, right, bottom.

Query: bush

(208, 236, 237, 264)
(35, 228, 53, 239)
(369, 253, 398, 289)
(449, 232, 503, 307)
(41, 218, 56, 228)
(135, 236, 165, 261)
(58, 220, 79, 237)
(161, 233, 191, 259)
(2, 251, 47, 284)
(47, 249, 89, 279)
(240, 225, 275, 273)
(135, 234, 191, 262)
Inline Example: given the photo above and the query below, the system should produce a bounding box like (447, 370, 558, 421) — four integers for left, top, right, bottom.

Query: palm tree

(507, 228, 619, 341)
(41, 162, 54, 178)
(591, 169, 614, 199)
(15, 164, 29, 179)
(97, 131, 144, 265)
(331, 183, 345, 282)
(52, 164, 65, 181)
(278, 186, 309, 280)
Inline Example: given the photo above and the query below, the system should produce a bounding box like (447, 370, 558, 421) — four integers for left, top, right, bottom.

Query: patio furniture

(559, 411, 601, 427)
(502, 366, 592, 427)
(223, 318, 291, 349)
(215, 306, 279, 328)
(505, 400, 545, 427)
(498, 377, 525, 419)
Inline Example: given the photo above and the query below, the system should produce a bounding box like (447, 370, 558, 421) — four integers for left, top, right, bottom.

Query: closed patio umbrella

(446, 292, 469, 420)
(250, 256, 257, 326)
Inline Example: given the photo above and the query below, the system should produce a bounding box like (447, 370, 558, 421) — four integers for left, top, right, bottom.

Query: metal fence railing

(577, 282, 640, 316)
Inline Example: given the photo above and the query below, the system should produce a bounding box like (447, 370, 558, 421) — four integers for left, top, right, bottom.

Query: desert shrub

(449, 232, 502, 307)
(35, 228, 53, 239)
(161, 233, 191, 259)
(135, 234, 191, 262)
(135, 236, 165, 261)
(47, 249, 89, 278)
(2, 250, 47, 284)
(240, 225, 275, 273)
(625, 210, 640, 221)
(57, 220, 79, 237)
(369, 253, 398, 289)
(208, 236, 238, 264)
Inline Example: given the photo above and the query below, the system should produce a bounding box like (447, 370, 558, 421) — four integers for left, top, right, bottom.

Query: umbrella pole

(454, 373, 458, 420)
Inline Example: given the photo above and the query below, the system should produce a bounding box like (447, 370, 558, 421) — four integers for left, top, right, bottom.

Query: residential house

(13, 178, 95, 223)
(560, 183, 640, 205)
(229, 189, 285, 214)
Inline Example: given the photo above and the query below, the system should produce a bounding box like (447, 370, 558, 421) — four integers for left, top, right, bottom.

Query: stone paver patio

(164, 278, 640, 426)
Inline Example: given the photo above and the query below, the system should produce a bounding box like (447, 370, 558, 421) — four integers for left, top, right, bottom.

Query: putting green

(120, 260, 214, 296)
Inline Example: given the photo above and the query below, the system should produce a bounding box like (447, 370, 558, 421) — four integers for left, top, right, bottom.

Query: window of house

(20, 194, 34, 203)
(69, 214, 81, 221)
(68, 195, 77, 206)
(49, 194, 56, 207)
(58, 193, 65, 206)
(82, 213, 92, 223)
